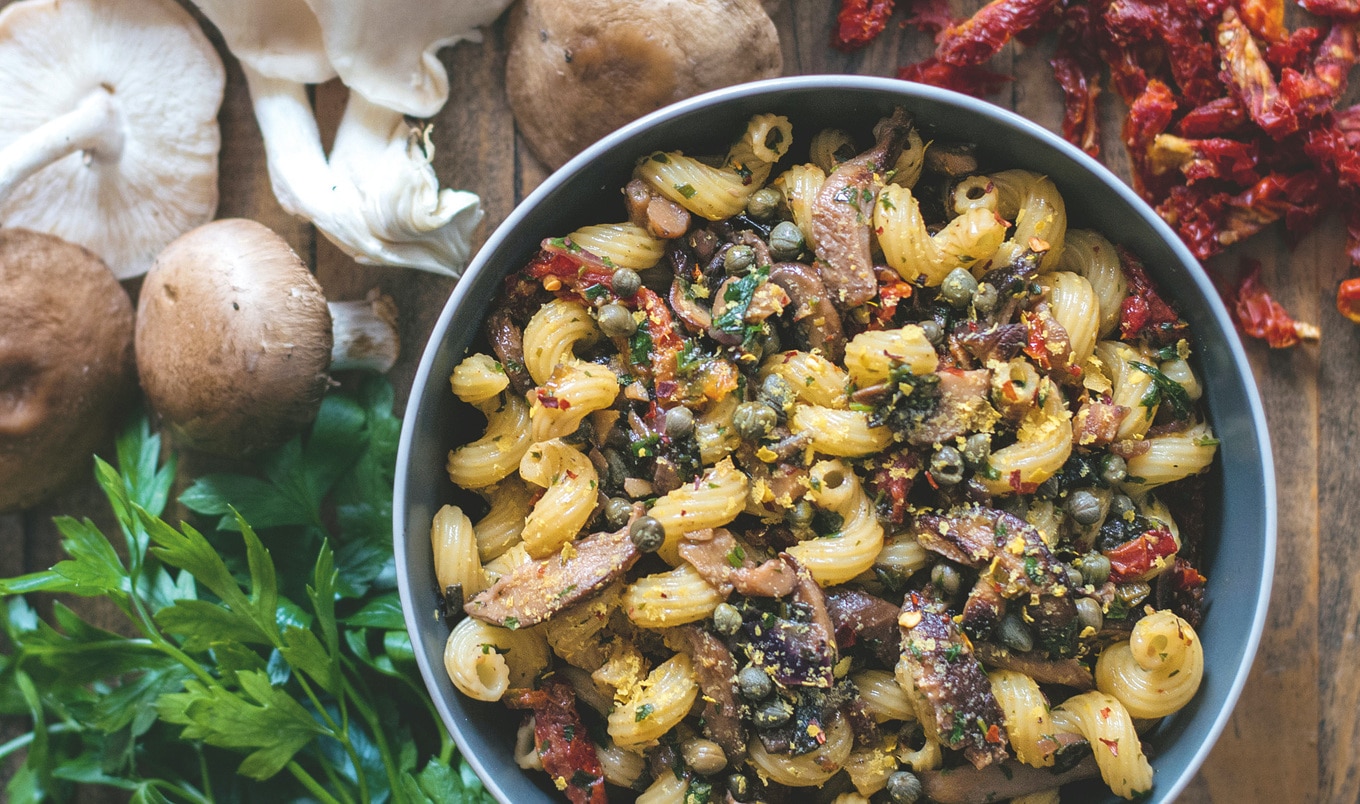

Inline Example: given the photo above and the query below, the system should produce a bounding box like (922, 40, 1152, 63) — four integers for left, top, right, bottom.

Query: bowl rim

(395, 74, 1276, 804)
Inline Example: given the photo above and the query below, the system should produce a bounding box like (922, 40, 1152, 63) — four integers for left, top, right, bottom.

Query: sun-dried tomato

(1236, 0, 1287, 44)
(505, 682, 606, 804)
(1300, 0, 1360, 19)
(1124, 79, 1179, 200)
(1337, 277, 1360, 323)
(1161, 0, 1224, 105)
(1148, 134, 1260, 185)
(1104, 527, 1179, 582)
(875, 278, 914, 325)
(1051, 4, 1103, 156)
(834, 0, 897, 52)
(1157, 183, 1230, 259)
(1168, 557, 1207, 628)
(1265, 26, 1324, 72)
(897, 57, 1013, 96)
(866, 448, 919, 525)
(1118, 247, 1187, 344)
(1231, 259, 1320, 348)
(906, 0, 962, 37)
(1304, 120, 1360, 188)
(1279, 23, 1360, 122)
(1218, 8, 1300, 139)
(1176, 96, 1248, 137)
(1224, 171, 1328, 244)
(936, 0, 1060, 66)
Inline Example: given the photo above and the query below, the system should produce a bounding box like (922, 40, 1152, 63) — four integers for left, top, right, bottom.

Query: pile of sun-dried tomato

(834, 0, 1360, 347)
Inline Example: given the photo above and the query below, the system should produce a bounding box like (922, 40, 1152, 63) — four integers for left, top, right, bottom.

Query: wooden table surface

(3, 2, 1355, 802)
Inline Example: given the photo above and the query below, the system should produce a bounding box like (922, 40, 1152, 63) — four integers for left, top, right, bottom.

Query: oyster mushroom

(0, 0, 224, 279)
(0, 229, 136, 512)
(505, 0, 783, 169)
(135, 219, 400, 456)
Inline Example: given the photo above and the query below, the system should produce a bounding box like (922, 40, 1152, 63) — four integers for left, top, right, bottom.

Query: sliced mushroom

(0, 0, 224, 278)
(0, 229, 136, 511)
(135, 219, 400, 456)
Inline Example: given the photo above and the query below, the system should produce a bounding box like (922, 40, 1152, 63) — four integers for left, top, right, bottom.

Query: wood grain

(1, 1, 1354, 802)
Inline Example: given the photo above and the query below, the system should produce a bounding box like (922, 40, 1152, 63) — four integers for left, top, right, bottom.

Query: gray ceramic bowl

(395, 75, 1275, 804)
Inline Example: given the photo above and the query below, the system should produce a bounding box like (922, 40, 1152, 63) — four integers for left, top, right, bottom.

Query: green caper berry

(752, 698, 793, 729)
(973, 282, 999, 313)
(737, 666, 774, 701)
(712, 602, 743, 636)
(604, 497, 633, 530)
(919, 319, 944, 345)
(597, 302, 637, 337)
(603, 449, 629, 488)
(611, 267, 642, 298)
(929, 445, 965, 486)
(962, 433, 991, 467)
(733, 401, 777, 440)
(1066, 488, 1103, 526)
(746, 187, 783, 221)
(931, 563, 962, 597)
(664, 406, 695, 439)
(1081, 553, 1112, 586)
(1076, 597, 1104, 632)
(629, 516, 665, 553)
(786, 498, 815, 530)
(768, 221, 805, 261)
(998, 613, 1033, 653)
(939, 268, 979, 308)
(723, 244, 756, 276)
(1109, 493, 1136, 520)
(759, 373, 795, 414)
(1100, 453, 1128, 485)
(886, 770, 923, 804)
(726, 773, 752, 801)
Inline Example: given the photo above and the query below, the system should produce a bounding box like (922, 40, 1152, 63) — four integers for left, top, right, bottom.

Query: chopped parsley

(675, 183, 697, 199)
(1130, 361, 1192, 419)
(629, 327, 654, 365)
(635, 703, 655, 722)
(726, 544, 746, 568)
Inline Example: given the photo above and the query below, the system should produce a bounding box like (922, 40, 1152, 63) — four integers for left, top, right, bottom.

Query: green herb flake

(504, 616, 521, 631)
(675, 183, 697, 199)
(725, 545, 746, 568)
(1130, 361, 1192, 419)
(635, 703, 655, 722)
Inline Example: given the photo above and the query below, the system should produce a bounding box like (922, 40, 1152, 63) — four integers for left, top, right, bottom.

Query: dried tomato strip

(897, 57, 1013, 96)
(936, 0, 1060, 66)
(505, 682, 606, 804)
(1051, 4, 1103, 156)
(1118, 247, 1186, 344)
(834, 0, 897, 52)
(1231, 259, 1320, 348)
(1176, 96, 1249, 137)
(1301, 0, 1360, 20)
(1217, 8, 1299, 139)
(1104, 527, 1178, 583)
(1237, 0, 1287, 44)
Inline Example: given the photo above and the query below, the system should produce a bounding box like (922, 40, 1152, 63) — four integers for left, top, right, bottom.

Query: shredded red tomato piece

(1231, 260, 1320, 348)
(833, 0, 897, 52)
(505, 682, 606, 804)
(1104, 527, 1179, 583)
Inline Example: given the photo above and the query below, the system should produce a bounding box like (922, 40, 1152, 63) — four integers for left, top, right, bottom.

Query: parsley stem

(0, 723, 74, 762)
(287, 761, 344, 804)
(292, 674, 370, 803)
(339, 661, 403, 795)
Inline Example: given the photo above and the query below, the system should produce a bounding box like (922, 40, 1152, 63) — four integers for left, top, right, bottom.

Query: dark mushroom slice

(668, 625, 746, 760)
(906, 368, 994, 448)
(486, 308, 533, 396)
(972, 642, 1096, 690)
(920, 753, 1100, 804)
(679, 527, 797, 598)
(810, 106, 915, 309)
(899, 589, 1009, 769)
(465, 524, 640, 628)
(768, 261, 845, 362)
(824, 588, 902, 667)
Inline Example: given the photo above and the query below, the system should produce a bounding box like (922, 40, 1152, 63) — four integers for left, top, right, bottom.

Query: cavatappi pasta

(437, 111, 1218, 803)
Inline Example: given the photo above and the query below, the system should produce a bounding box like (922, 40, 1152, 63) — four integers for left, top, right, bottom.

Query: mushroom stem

(328, 293, 400, 372)
(0, 88, 122, 205)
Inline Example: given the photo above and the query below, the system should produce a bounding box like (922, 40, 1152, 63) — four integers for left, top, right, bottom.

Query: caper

(1066, 566, 1085, 590)
(973, 281, 999, 313)
(733, 401, 777, 440)
(597, 302, 637, 337)
(1066, 488, 1103, 526)
(929, 445, 965, 486)
(664, 405, 696, 439)
(726, 773, 753, 801)
(1076, 597, 1104, 632)
(886, 770, 923, 804)
(752, 698, 793, 729)
(712, 602, 743, 636)
(1080, 553, 1112, 586)
(611, 267, 642, 298)
(738, 666, 774, 701)
(629, 515, 665, 553)
(681, 737, 728, 775)
(919, 318, 944, 345)
(603, 448, 629, 488)
(931, 563, 962, 597)
(1100, 453, 1128, 486)
(939, 267, 979, 308)
(746, 186, 783, 221)
(759, 373, 795, 415)
(962, 433, 991, 467)
(604, 497, 633, 530)
(768, 221, 805, 261)
(786, 498, 815, 531)
(1035, 476, 1061, 501)
(1109, 493, 1136, 520)
(563, 416, 595, 446)
(998, 612, 1033, 653)
(724, 244, 756, 276)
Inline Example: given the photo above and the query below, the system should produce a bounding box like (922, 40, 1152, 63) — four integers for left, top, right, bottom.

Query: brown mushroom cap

(0, 228, 135, 512)
(505, 0, 782, 170)
(136, 218, 333, 457)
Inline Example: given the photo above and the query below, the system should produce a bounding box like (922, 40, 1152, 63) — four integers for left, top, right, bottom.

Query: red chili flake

(537, 391, 561, 409)
(985, 723, 1004, 744)
(1105, 527, 1179, 582)
(1099, 737, 1121, 756)
(1007, 470, 1039, 495)
(1230, 260, 1320, 348)
(1100, 706, 1113, 719)
(1300, 0, 1360, 19)
(936, 0, 1060, 67)
(505, 682, 606, 804)
(833, 0, 897, 52)
(897, 57, 1013, 96)
(1176, 96, 1249, 137)
(876, 279, 914, 325)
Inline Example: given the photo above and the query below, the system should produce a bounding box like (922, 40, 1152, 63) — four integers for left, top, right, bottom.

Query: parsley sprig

(0, 378, 491, 804)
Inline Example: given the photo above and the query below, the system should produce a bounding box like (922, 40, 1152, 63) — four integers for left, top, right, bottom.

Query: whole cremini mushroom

(505, 0, 783, 170)
(135, 219, 400, 457)
(0, 229, 136, 512)
(0, 0, 224, 279)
